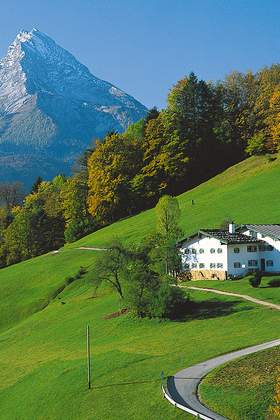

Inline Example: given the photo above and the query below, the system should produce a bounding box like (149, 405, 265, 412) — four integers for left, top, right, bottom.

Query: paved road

(166, 338, 280, 420)
(186, 286, 280, 311)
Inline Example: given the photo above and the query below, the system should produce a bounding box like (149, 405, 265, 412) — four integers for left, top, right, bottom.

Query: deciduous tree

(87, 133, 142, 224)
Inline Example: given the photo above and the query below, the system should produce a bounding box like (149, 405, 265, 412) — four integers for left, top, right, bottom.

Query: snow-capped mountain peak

(16, 29, 34, 43)
(0, 29, 147, 185)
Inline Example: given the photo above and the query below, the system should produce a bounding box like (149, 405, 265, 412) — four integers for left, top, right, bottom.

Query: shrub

(65, 267, 87, 285)
(266, 154, 277, 162)
(65, 276, 75, 285)
(246, 132, 266, 156)
(150, 279, 188, 319)
(228, 275, 244, 281)
(77, 266, 87, 277)
(268, 279, 280, 288)
(249, 271, 262, 288)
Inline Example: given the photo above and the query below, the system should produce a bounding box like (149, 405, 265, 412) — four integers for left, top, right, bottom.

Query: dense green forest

(0, 65, 280, 267)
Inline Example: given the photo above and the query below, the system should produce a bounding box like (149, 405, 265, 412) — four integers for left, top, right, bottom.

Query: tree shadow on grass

(173, 299, 253, 322)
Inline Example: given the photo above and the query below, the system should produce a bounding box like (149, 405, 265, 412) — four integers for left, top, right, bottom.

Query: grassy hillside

(1, 155, 280, 419)
(1, 280, 279, 420)
(0, 250, 99, 333)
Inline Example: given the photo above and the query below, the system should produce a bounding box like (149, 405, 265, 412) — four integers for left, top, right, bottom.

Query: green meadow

(1, 155, 280, 419)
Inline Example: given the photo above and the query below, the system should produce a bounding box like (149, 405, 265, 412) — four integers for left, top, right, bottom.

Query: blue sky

(1, 0, 280, 108)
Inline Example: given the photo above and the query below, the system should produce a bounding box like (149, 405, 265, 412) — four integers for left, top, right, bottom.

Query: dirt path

(77, 246, 107, 251)
(183, 285, 280, 311)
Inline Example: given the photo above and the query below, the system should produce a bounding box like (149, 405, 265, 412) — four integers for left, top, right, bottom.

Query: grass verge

(199, 346, 280, 419)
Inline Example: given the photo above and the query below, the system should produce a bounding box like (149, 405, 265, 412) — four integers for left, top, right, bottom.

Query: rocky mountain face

(0, 29, 147, 186)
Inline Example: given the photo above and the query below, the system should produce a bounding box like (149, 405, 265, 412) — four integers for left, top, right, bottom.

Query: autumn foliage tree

(2, 176, 65, 265)
(267, 87, 280, 152)
(87, 133, 142, 224)
(61, 175, 93, 242)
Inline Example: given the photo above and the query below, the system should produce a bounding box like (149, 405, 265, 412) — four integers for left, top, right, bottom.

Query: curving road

(166, 338, 280, 419)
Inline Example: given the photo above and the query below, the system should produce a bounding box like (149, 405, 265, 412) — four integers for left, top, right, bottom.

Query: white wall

(180, 230, 280, 277)
(242, 229, 280, 273)
(227, 244, 259, 276)
(180, 236, 227, 271)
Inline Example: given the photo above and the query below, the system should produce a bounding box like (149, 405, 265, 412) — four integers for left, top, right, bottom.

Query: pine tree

(31, 176, 43, 193)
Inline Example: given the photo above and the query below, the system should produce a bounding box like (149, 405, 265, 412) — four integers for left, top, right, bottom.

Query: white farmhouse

(179, 223, 280, 280)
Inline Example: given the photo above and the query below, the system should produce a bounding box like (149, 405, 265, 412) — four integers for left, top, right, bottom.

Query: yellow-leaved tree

(267, 87, 280, 153)
(87, 133, 142, 225)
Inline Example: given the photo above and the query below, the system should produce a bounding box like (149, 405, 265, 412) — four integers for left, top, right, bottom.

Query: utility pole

(87, 325, 91, 389)
(161, 370, 165, 389)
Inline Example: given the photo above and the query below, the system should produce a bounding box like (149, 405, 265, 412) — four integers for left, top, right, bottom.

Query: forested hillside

(1, 65, 280, 267)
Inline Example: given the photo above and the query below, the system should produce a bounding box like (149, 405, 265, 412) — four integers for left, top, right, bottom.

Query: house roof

(243, 224, 280, 240)
(178, 228, 262, 246)
(199, 229, 262, 244)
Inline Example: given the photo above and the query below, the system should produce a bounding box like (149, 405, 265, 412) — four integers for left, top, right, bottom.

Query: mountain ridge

(0, 29, 147, 186)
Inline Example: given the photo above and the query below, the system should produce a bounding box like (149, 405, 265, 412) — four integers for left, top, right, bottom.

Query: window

(234, 247, 240, 253)
(184, 263, 190, 270)
(217, 248, 223, 254)
(191, 248, 197, 254)
(210, 248, 216, 254)
(234, 262, 241, 268)
(247, 245, 257, 252)
(210, 263, 216, 269)
(217, 263, 223, 269)
(266, 260, 274, 267)
(184, 248, 190, 254)
(249, 230, 257, 238)
(199, 248, 204, 254)
(248, 260, 258, 267)
(199, 263, 205, 269)
(192, 263, 197, 269)
(260, 244, 273, 251)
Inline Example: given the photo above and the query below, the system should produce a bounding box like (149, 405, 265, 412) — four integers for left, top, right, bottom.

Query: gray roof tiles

(244, 224, 280, 240)
(200, 229, 262, 244)
(178, 224, 280, 246)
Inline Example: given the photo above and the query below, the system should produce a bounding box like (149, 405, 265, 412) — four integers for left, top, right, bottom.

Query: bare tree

(94, 239, 127, 299)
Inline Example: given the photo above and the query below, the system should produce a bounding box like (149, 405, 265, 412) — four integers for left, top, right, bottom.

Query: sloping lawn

(0, 249, 99, 333)
(0, 281, 279, 420)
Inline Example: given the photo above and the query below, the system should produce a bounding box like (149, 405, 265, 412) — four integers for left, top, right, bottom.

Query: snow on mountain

(0, 29, 147, 185)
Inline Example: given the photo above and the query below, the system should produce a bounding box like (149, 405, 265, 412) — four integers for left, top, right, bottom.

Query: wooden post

(87, 325, 91, 389)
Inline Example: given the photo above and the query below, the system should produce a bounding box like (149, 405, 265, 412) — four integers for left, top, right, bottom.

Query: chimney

(229, 222, 235, 234)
